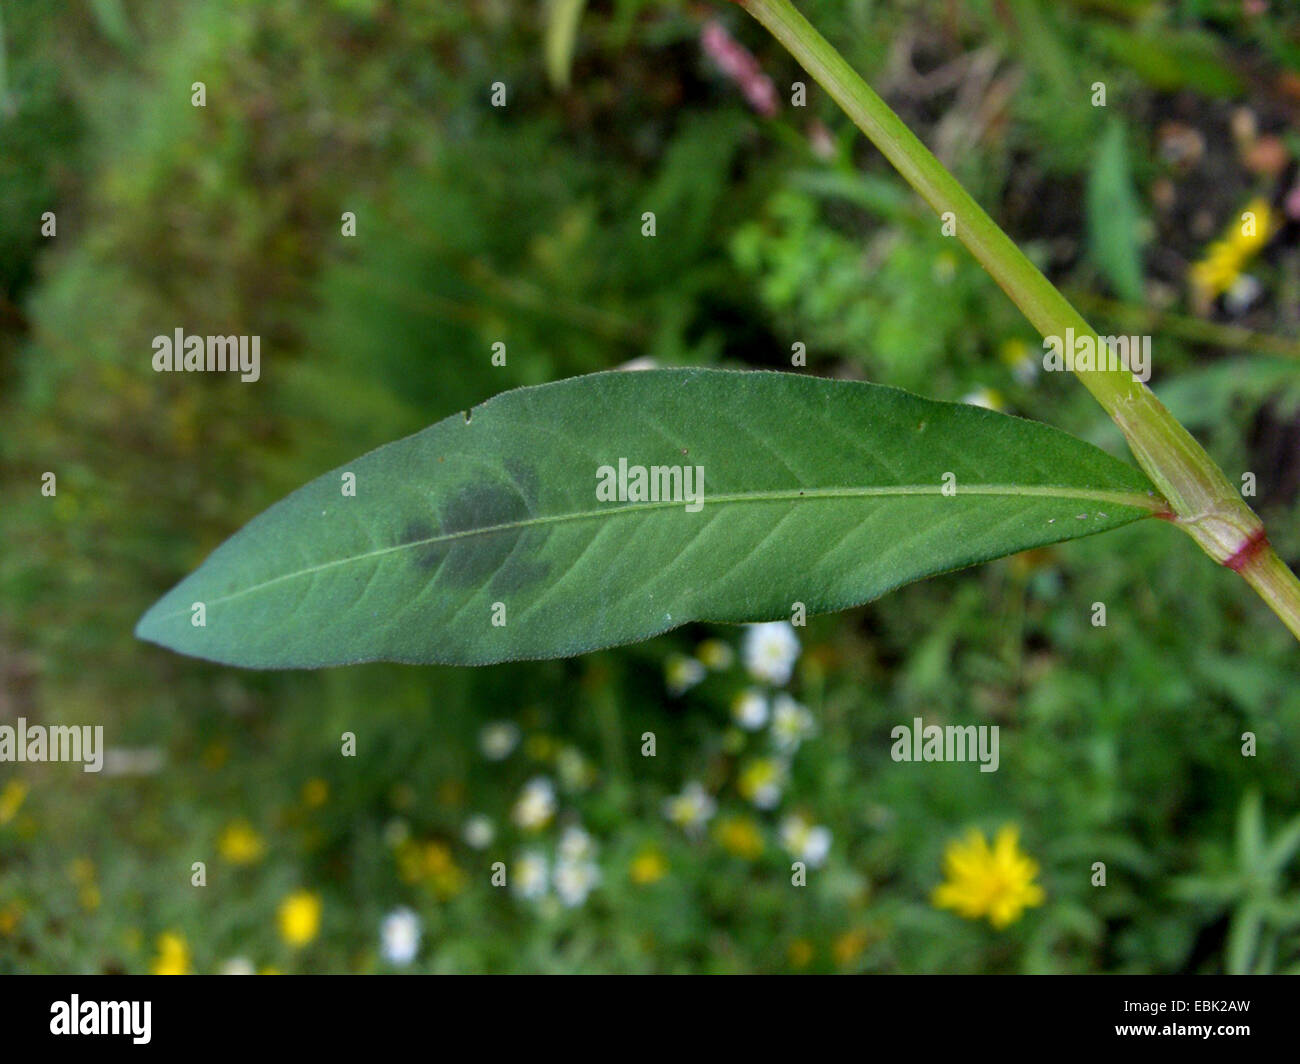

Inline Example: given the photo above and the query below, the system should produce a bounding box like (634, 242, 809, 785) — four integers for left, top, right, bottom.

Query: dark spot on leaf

(489, 528, 550, 596)
(441, 480, 526, 536)
(403, 476, 549, 591)
(399, 519, 436, 550)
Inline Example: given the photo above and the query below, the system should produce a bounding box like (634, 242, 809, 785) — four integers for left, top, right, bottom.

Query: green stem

(1238, 548, 1300, 642)
(738, 0, 1300, 643)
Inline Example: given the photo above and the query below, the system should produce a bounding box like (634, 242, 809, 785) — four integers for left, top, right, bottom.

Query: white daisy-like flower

(779, 813, 832, 868)
(770, 694, 816, 753)
(731, 688, 769, 731)
(479, 721, 521, 761)
(960, 386, 1005, 411)
(665, 653, 707, 696)
(616, 356, 659, 372)
(663, 780, 717, 835)
(220, 956, 255, 975)
(554, 859, 602, 907)
(1011, 358, 1039, 386)
(513, 851, 549, 899)
(742, 621, 800, 686)
(556, 746, 596, 792)
(558, 825, 596, 863)
(462, 814, 495, 850)
(512, 777, 557, 831)
(1225, 273, 1262, 314)
(738, 756, 788, 810)
(380, 907, 421, 966)
(999, 339, 1039, 386)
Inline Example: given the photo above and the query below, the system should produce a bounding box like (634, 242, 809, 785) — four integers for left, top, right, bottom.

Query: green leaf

(1086, 120, 1144, 303)
(1237, 789, 1265, 871)
(1168, 875, 1241, 908)
(1227, 901, 1263, 976)
(1088, 23, 1246, 98)
(1156, 357, 1300, 432)
(87, 0, 136, 51)
(1264, 813, 1300, 876)
(135, 369, 1161, 668)
(544, 0, 588, 90)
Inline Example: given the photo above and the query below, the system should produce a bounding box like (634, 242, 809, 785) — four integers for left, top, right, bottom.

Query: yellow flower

(68, 857, 95, 884)
(932, 825, 1045, 929)
(0, 781, 28, 826)
(79, 884, 102, 912)
(218, 820, 266, 865)
(714, 816, 764, 859)
(0, 901, 23, 936)
(422, 841, 454, 876)
(629, 849, 669, 885)
(396, 842, 421, 883)
(832, 927, 871, 968)
(396, 841, 465, 898)
(427, 848, 467, 899)
(1190, 197, 1276, 300)
(437, 778, 466, 807)
(277, 891, 322, 948)
(301, 778, 329, 808)
(151, 932, 191, 975)
(525, 734, 557, 762)
(787, 938, 814, 968)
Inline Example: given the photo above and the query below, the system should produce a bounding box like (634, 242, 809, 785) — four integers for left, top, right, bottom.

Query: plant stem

(1237, 546, 1300, 642)
(738, 0, 1300, 643)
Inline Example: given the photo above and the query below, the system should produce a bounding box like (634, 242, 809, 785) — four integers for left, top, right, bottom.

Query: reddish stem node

(1224, 528, 1270, 573)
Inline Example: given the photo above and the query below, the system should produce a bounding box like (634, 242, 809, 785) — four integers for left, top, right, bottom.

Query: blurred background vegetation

(2, 0, 1300, 974)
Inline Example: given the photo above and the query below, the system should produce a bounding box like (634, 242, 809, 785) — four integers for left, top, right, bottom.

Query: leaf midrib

(149, 482, 1160, 622)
